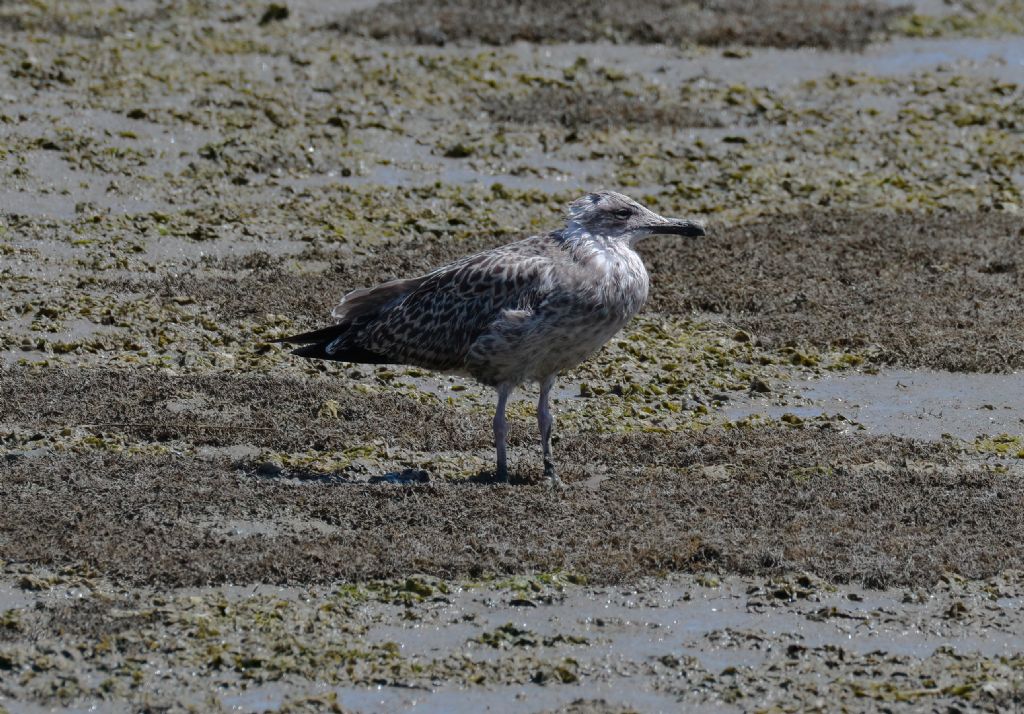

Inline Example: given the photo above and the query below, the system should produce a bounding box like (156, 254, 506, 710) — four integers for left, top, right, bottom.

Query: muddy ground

(1, 0, 1024, 711)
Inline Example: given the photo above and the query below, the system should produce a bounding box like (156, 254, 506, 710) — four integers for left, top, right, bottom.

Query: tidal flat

(1, 0, 1023, 711)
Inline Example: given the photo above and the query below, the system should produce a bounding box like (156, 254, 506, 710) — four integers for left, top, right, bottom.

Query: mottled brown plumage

(276, 191, 706, 483)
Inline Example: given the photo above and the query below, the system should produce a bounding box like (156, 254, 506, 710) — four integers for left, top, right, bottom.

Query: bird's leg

(538, 376, 560, 484)
(493, 384, 513, 483)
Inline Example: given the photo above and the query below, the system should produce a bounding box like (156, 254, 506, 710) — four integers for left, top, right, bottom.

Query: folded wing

(273, 240, 552, 372)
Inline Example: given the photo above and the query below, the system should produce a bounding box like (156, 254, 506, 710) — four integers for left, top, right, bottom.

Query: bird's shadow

(246, 464, 538, 487)
(464, 469, 539, 486)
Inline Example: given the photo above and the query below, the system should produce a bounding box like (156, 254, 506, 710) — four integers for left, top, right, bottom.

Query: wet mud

(646, 210, 1024, 372)
(4, 391, 1022, 589)
(339, 0, 908, 50)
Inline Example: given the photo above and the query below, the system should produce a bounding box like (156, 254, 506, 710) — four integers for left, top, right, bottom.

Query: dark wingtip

(271, 323, 349, 345)
(285, 339, 392, 365)
(291, 343, 328, 359)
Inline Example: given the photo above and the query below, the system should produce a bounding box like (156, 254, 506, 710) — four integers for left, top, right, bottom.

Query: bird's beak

(644, 218, 707, 237)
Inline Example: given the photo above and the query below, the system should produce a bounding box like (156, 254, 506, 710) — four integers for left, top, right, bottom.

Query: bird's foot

(494, 467, 510, 484)
(543, 459, 563, 489)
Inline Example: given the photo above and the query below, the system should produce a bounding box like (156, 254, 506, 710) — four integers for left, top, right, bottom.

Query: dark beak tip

(665, 221, 707, 238)
(644, 219, 707, 238)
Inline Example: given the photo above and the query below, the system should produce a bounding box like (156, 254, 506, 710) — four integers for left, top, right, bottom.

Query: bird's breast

(465, 240, 651, 385)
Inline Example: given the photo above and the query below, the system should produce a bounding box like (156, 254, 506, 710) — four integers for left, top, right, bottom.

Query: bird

(274, 191, 706, 484)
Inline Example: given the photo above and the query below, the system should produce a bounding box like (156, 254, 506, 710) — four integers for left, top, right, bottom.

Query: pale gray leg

(538, 376, 559, 484)
(493, 384, 513, 483)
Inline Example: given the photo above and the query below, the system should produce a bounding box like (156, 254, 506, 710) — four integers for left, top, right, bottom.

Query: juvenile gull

(275, 191, 706, 484)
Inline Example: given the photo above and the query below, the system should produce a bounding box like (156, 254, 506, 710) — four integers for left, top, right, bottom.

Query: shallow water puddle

(0, 582, 32, 612)
(503, 36, 1024, 90)
(219, 681, 692, 714)
(206, 575, 1024, 713)
(727, 368, 1024, 442)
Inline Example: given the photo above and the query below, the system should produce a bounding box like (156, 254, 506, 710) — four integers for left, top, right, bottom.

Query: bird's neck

(559, 221, 620, 255)
(558, 221, 648, 297)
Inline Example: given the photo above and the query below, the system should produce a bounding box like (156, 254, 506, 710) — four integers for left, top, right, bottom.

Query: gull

(274, 191, 706, 484)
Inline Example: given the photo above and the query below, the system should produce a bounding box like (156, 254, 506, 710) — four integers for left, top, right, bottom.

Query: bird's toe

(543, 461, 563, 489)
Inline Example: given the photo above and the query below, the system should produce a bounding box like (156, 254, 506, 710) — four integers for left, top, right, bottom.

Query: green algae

(972, 433, 1024, 459)
(894, 1, 1024, 38)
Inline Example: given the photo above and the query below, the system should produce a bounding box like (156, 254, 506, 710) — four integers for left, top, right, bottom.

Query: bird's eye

(614, 209, 632, 219)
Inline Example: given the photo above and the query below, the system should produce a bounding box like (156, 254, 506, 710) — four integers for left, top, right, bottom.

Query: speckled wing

(354, 238, 556, 371)
(276, 235, 557, 373)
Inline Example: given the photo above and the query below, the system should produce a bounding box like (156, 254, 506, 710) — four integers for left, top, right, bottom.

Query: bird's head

(566, 191, 706, 245)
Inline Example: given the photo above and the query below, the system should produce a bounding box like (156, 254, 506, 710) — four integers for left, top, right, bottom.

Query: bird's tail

(271, 275, 426, 365)
(271, 324, 390, 364)
(270, 323, 349, 345)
